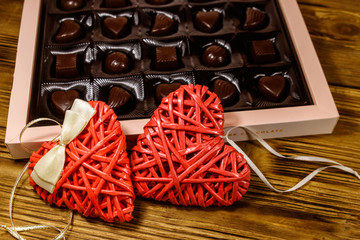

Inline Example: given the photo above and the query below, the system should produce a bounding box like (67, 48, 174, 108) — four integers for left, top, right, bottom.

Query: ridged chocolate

(150, 14, 176, 36)
(60, 0, 84, 11)
(155, 82, 182, 103)
(103, 16, 129, 39)
(155, 47, 179, 70)
(250, 40, 277, 64)
(201, 45, 229, 67)
(55, 20, 82, 43)
(51, 90, 79, 117)
(258, 75, 287, 102)
(243, 7, 267, 31)
(212, 79, 237, 106)
(194, 11, 221, 33)
(55, 53, 79, 78)
(107, 87, 132, 111)
(104, 52, 131, 74)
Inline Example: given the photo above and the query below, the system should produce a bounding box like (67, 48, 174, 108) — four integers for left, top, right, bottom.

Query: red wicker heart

(131, 85, 251, 207)
(28, 101, 135, 222)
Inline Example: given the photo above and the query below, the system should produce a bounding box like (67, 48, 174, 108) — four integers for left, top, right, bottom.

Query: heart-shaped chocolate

(29, 101, 135, 222)
(243, 7, 267, 31)
(55, 20, 82, 43)
(194, 11, 221, 33)
(258, 75, 287, 102)
(131, 85, 250, 207)
(51, 90, 79, 118)
(103, 16, 129, 39)
(155, 82, 182, 103)
(150, 14, 176, 36)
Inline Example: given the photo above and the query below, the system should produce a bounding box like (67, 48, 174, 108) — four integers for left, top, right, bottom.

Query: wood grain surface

(0, 0, 360, 239)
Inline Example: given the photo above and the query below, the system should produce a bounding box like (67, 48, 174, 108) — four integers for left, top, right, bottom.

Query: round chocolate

(212, 79, 237, 106)
(146, 0, 172, 5)
(60, 0, 84, 11)
(104, 52, 131, 74)
(103, 16, 129, 39)
(201, 45, 229, 67)
(55, 20, 82, 43)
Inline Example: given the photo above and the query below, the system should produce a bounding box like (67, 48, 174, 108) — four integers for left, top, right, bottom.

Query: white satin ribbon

(30, 99, 96, 193)
(225, 126, 360, 193)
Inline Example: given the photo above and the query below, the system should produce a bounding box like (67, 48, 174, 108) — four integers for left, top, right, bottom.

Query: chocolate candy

(107, 87, 132, 111)
(55, 53, 79, 78)
(60, 0, 84, 11)
(194, 11, 221, 33)
(155, 82, 182, 103)
(150, 14, 176, 36)
(258, 75, 287, 102)
(146, 0, 172, 5)
(103, 0, 128, 8)
(55, 20, 82, 43)
(201, 45, 229, 67)
(51, 90, 79, 117)
(243, 7, 267, 31)
(103, 16, 129, 39)
(250, 40, 277, 64)
(212, 79, 237, 106)
(155, 47, 179, 70)
(104, 52, 131, 74)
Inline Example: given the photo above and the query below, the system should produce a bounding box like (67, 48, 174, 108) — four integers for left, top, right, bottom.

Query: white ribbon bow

(30, 99, 96, 193)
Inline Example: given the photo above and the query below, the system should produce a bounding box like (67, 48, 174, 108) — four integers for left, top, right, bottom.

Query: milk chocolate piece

(104, 0, 128, 7)
(150, 14, 176, 36)
(60, 0, 84, 11)
(155, 47, 179, 70)
(55, 20, 82, 43)
(107, 87, 133, 111)
(104, 52, 131, 74)
(258, 75, 287, 102)
(146, 0, 172, 5)
(201, 45, 229, 67)
(51, 90, 79, 117)
(243, 7, 267, 31)
(155, 82, 182, 103)
(250, 40, 277, 64)
(55, 53, 79, 78)
(212, 79, 237, 106)
(194, 11, 221, 33)
(103, 16, 129, 39)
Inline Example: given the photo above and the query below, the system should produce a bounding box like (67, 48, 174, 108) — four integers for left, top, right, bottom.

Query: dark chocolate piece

(243, 7, 267, 31)
(146, 0, 172, 5)
(194, 11, 221, 33)
(201, 45, 229, 67)
(155, 82, 182, 103)
(103, 16, 129, 39)
(150, 14, 176, 36)
(250, 40, 277, 64)
(107, 87, 132, 111)
(258, 75, 287, 102)
(51, 90, 79, 117)
(104, 0, 128, 7)
(60, 0, 84, 11)
(104, 52, 131, 74)
(155, 47, 179, 70)
(55, 20, 82, 43)
(212, 79, 237, 106)
(55, 53, 79, 78)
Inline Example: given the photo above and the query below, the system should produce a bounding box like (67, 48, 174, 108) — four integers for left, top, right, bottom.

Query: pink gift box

(5, 0, 338, 159)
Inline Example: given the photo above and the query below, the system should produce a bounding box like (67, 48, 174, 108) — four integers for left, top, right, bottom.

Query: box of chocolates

(6, 0, 339, 159)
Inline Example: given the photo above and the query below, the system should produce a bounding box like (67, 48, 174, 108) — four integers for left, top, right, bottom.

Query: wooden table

(0, 1, 359, 239)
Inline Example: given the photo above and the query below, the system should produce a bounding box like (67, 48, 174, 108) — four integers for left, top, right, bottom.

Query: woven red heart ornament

(28, 101, 135, 222)
(131, 85, 251, 207)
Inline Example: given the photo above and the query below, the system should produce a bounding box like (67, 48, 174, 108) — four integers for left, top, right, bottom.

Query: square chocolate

(250, 40, 278, 64)
(155, 46, 179, 70)
(55, 53, 79, 78)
